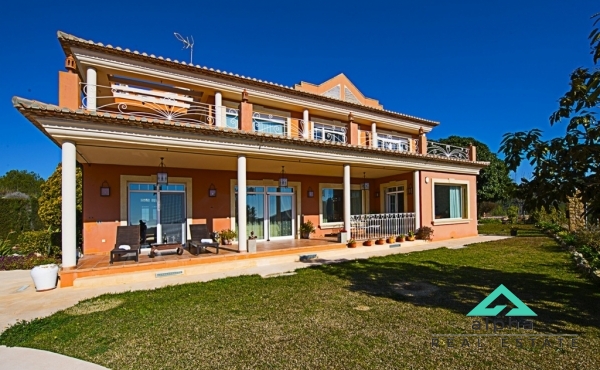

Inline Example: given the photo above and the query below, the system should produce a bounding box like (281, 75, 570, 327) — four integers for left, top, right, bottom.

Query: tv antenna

(174, 32, 194, 64)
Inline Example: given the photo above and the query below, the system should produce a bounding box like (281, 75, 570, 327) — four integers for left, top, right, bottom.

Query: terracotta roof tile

(12, 96, 487, 169)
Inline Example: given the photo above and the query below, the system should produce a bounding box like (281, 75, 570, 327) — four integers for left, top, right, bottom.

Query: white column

(157, 224, 163, 244)
(371, 122, 377, 148)
(414, 170, 421, 229)
(302, 109, 309, 139)
(61, 141, 77, 268)
(214, 91, 223, 127)
(343, 164, 351, 239)
(86, 67, 97, 111)
(237, 155, 247, 251)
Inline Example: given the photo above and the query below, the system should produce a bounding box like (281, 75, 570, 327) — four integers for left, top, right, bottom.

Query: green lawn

(1, 228, 599, 369)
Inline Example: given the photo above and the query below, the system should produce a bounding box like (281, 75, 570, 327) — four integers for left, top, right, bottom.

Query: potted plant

(510, 227, 518, 236)
(30, 263, 59, 292)
(348, 239, 357, 248)
(396, 234, 405, 242)
(248, 231, 257, 253)
(363, 239, 373, 247)
(300, 220, 316, 239)
(220, 229, 237, 245)
(416, 226, 434, 241)
(386, 236, 395, 243)
(375, 237, 385, 245)
(407, 231, 416, 241)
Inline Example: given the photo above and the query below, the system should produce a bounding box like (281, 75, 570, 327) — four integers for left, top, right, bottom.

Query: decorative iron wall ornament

(427, 141, 470, 160)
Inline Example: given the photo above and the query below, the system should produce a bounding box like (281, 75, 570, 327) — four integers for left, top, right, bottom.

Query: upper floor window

(377, 133, 410, 151)
(313, 122, 347, 143)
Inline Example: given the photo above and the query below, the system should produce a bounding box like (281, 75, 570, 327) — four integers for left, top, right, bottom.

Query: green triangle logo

(467, 284, 537, 317)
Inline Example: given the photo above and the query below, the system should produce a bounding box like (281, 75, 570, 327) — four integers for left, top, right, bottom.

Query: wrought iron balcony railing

(427, 141, 470, 160)
(350, 213, 416, 240)
(81, 83, 221, 126)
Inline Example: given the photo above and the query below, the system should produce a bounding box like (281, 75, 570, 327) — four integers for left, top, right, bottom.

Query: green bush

(579, 245, 600, 270)
(0, 254, 59, 271)
(507, 206, 519, 224)
(574, 226, 600, 254)
(478, 218, 502, 224)
(15, 230, 60, 257)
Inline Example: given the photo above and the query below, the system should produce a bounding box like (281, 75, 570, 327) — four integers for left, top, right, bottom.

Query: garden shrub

(0, 254, 59, 271)
(574, 226, 600, 254)
(507, 206, 519, 224)
(478, 218, 502, 224)
(16, 230, 50, 256)
(478, 201, 497, 217)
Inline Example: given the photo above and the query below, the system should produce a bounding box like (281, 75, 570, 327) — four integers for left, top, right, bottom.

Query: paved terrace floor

(76, 236, 341, 270)
(0, 235, 509, 334)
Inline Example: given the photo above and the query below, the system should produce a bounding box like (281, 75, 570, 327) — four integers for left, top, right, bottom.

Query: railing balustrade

(311, 122, 347, 143)
(350, 213, 416, 240)
(427, 141, 470, 160)
(80, 83, 471, 160)
(377, 133, 410, 152)
(81, 83, 219, 126)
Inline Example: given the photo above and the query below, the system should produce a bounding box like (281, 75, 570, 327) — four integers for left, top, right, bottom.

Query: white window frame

(376, 130, 411, 152)
(319, 183, 367, 228)
(379, 180, 408, 214)
(431, 178, 470, 225)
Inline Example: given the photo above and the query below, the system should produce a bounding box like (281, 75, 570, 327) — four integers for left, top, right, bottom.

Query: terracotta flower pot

(386, 237, 395, 243)
(375, 239, 385, 245)
(396, 236, 405, 242)
(348, 242, 357, 248)
(407, 236, 415, 241)
(363, 240, 373, 247)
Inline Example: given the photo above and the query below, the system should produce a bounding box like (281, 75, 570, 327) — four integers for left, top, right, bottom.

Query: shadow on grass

(313, 239, 600, 333)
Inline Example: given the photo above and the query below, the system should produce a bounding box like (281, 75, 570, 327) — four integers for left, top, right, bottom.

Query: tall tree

(500, 13, 600, 216)
(0, 170, 44, 197)
(38, 163, 82, 231)
(436, 136, 514, 203)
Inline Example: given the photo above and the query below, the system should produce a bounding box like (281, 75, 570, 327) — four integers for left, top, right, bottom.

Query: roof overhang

(13, 97, 488, 176)
(57, 31, 440, 131)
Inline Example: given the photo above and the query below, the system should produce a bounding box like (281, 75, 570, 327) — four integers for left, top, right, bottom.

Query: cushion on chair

(118, 245, 131, 250)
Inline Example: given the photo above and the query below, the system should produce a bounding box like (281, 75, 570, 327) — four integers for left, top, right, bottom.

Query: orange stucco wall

(418, 171, 478, 240)
(82, 164, 397, 254)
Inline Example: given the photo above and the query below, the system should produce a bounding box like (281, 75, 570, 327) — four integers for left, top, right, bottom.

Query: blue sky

(1, 0, 598, 179)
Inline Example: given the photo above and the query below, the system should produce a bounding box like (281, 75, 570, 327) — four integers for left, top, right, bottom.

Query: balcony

(426, 141, 470, 160)
(82, 82, 220, 126)
(79, 82, 472, 161)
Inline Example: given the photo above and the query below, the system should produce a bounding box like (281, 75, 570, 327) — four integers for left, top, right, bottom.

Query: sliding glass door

(129, 183, 186, 245)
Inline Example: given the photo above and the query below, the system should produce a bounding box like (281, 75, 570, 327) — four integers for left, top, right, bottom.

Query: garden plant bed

(1, 231, 599, 369)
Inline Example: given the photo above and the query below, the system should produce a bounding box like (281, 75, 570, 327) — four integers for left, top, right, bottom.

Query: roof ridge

(56, 31, 440, 126)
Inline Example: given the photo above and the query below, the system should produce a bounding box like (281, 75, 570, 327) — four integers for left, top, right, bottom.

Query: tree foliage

(0, 170, 44, 197)
(500, 13, 600, 217)
(437, 136, 514, 203)
(38, 163, 82, 231)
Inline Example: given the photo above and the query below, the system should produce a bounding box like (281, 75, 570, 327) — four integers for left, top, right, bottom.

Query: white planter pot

(248, 239, 257, 253)
(30, 264, 59, 292)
